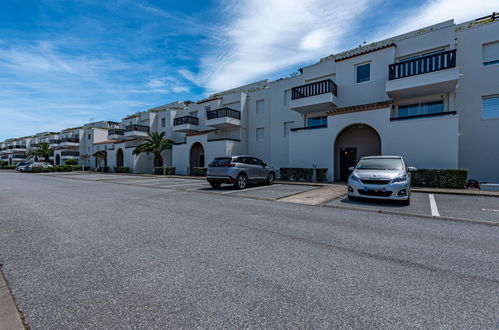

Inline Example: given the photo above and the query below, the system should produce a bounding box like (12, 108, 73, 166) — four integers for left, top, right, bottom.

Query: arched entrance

(55, 154, 61, 165)
(116, 149, 124, 167)
(334, 124, 381, 181)
(189, 143, 205, 174)
(34, 156, 39, 162)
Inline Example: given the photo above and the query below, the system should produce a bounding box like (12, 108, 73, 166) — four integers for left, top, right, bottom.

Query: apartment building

(2, 14, 498, 182)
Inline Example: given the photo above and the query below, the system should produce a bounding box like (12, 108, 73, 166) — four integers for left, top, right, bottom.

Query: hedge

(411, 169, 468, 189)
(116, 166, 130, 173)
(191, 167, 207, 176)
(64, 159, 78, 165)
(154, 167, 176, 175)
(280, 167, 328, 182)
(0, 165, 16, 170)
(30, 165, 73, 173)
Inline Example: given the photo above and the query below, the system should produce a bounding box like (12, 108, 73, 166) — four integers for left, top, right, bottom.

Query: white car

(347, 156, 416, 205)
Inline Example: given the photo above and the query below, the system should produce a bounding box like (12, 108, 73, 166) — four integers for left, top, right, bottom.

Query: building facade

(2, 14, 498, 182)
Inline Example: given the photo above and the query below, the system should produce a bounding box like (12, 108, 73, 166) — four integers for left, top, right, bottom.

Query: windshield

(357, 158, 404, 170)
(209, 157, 232, 167)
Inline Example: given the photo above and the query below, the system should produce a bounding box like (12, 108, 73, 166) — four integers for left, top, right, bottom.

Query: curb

(0, 266, 25, 330)
(321, 203, 499, 227)
(412, 188, 499, 197)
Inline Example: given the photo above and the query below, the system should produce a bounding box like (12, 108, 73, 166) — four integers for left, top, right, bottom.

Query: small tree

(26, 142, 52, 163)
(132, 132, 173, 168)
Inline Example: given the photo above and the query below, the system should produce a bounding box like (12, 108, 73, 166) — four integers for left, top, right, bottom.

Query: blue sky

(0, 0, 497, 140)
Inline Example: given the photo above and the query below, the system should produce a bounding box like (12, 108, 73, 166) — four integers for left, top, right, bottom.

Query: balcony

(12, 154, 27, 161)
(61, 151, 80, 159)
(173, 116, 199, 133)
(386, 49, 459, 98)
(206, 108, 241, 128)
(289, 79, 338, 114)
(124, 124, 150, 138)
(108, 128, 125, 140)
(9, 145, 27, 152)
(49, 139, 61, 148)
(60, 137, 80, 147)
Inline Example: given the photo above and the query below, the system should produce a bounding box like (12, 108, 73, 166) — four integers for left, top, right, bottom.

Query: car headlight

(349, 173, 361, 182)
(391, 175, 407, 183)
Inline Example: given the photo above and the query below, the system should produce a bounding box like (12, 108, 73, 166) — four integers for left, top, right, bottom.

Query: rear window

(209, 157, 232, 167)
(357, 158, 404, 170)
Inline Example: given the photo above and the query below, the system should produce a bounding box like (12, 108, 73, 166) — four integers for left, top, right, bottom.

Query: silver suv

(207, 156, 276, 189)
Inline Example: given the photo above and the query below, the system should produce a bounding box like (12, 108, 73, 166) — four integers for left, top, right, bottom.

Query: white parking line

(221, 184, 282, 194)
(429, 194, 440, 217)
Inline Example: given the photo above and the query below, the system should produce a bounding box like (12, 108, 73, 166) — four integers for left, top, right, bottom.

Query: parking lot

(39, 172, 499, 224)
(41, 172, 320, 201)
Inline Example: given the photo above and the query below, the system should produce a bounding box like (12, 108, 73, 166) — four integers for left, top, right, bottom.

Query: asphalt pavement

(0, 172, 498, 328)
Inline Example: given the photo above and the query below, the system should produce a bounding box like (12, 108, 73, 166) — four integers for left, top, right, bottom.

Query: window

(161, 118, 166, 127)
(204, 106, 211, 112)
(88, 134, 91, 140)
(482, 96, 499, 119)
(483, 41, 499, 66)
(356, 63, 370, 83)
(256, 100, 264, 114)
(189, 111, 198, 117)
(398, 101, 444, 118)
(398, 49, 446, 63)
(256, 128, 265, 141)
(307, 116, 327, 127)
(284, 121, 294, 137)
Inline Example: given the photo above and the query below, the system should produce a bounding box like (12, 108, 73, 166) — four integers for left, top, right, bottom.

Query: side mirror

(348, 166, 355, 171)
(407, 167, 417, 172)
(262, 163, 267, 167)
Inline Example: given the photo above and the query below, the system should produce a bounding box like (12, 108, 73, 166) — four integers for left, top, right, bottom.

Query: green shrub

(191, 167, 207, 176)
(280, 167, 328, 182)
(52, 165, 73, 172)
(154, 167, 176, 175)
(64, 159, 78, 165)
(0, 160, 8, 166)
(1, 165, 16, 170)
(411, 169, 468, 189)
(116, 166, 130, 173)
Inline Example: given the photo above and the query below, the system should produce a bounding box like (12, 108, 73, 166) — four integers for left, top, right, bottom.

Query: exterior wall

(289, 108, 459, 181)
(455, 21, 499, 182)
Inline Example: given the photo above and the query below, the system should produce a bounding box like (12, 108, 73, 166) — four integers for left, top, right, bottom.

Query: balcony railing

(390, 111, 456, 121)
(108, 129, 125, 136)
(174, 116, 199, 126)
(206, 108, 241, 120)
(61, 151, 80, 157)
(291, 79, 338, 100)
(388, 49, 457, 80)
(61, 137, 79, 143)
(125, 124, 150, 133)
(49, 139, 61, 144)
(291, 124, 328, 132)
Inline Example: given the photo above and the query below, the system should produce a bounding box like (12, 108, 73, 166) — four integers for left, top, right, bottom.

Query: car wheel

(210, 182, 221, 189)
(266, 172, 275, 185)
(234, 174, 247, 189)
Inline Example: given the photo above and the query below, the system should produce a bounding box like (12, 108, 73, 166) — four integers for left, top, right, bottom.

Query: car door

(250, 157, 267, 180)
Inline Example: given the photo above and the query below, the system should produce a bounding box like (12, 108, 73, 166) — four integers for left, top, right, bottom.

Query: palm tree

(132, 132, 173, 168)
(27, 142, 52, 163)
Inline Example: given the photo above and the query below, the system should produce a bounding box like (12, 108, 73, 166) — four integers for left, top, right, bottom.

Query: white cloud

(386, 0, 498, 37)
(184, 0, 370, 91)
(172, 86, 189, 93)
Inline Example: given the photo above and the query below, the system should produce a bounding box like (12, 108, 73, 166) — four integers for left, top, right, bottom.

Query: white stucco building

(2, 14, 498, 182)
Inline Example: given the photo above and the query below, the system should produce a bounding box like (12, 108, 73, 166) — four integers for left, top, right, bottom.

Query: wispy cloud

(181, 0, 370, 91)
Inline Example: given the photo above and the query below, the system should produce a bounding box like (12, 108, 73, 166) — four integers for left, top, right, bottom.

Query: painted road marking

(221, 184, 283, 194)
(482, 208, 499, 212)
(429, 194, 440, 217)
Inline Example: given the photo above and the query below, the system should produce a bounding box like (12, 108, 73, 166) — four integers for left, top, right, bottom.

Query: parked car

(207, 156, 275, 189)
(15, 162, 32, 171)
(347, 156, 416, 205)
(21, 162, 53, 172)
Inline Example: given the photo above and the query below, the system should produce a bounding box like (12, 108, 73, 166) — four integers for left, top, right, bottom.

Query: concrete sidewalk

(0, 268, 24, 330)
(277, 184, 346, 205)
(412, 187, 499, 197)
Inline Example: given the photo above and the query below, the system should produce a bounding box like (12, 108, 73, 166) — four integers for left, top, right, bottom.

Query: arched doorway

(55, 154, 61, 165)
(34, 156, 39, 162)
(189, 143, 205, 174)
(8, 157, 12, 165)
(334, 124, 381, 181)
(116, 149, 124, 167)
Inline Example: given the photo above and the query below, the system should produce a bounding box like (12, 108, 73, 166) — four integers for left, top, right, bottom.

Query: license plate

(365, 187, 385, 192)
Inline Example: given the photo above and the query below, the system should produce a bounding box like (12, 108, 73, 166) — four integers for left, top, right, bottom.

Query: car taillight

(226, 163, 235, 167)
(208, 164, 214, 167)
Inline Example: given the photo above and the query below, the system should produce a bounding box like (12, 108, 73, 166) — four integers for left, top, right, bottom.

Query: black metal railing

(12, 153, 27, 158)
(390, 111, 456, 121)
(291, 79, 338, 100)
(49, 139, 61, 144)
(290, 124, 328, 132)
(61, 151, 80, 157)
(388, 49, 456, 80)
(108, 129, 125, 136)
(174, 116, 199, 126)
(125, 124, 150, 133)
(61, 137, 79, 143)
(206, 108, 241, 120)
(13, 145, 26, 149)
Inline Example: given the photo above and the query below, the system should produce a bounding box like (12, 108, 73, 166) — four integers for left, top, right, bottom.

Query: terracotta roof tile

(326, 101, 392, 116)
